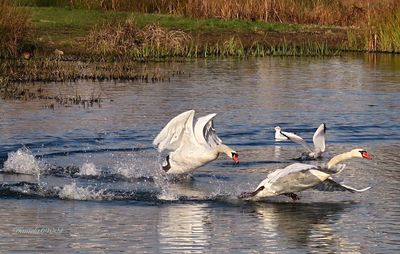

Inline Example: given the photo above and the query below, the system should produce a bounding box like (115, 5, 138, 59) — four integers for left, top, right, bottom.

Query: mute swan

(239, 148, 372, 201)
(153, 110, 239, 174)
(279, 123, 326, 160)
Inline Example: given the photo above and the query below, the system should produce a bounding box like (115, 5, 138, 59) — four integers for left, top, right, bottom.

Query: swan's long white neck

(215, 144, 233, 157)
(327, 151, 356, 169)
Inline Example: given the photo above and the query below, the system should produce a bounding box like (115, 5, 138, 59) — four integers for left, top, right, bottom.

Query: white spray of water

(58, 182, 111, 201)
(3, 147, 42, 176)
(77, 162, 101, 176)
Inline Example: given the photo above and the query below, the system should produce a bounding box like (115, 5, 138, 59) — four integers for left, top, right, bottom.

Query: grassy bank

(21, 6, 342, 57)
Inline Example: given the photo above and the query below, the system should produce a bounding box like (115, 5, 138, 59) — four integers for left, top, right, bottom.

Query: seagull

(279, 123, 326, 160)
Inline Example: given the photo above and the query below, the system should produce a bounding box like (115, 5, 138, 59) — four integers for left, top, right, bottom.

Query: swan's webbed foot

(283, 192, 300, 201)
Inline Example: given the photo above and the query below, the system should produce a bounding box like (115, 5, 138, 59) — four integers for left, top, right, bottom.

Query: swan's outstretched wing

(153, 110, 195, 152)
(261, 163, 317, 185)
(313, 178, 371, 193)
(313, 123, 326, 153)
(194, 113, 222, 148)
(280, 131, 313, 153)
(319, 164, 346, 175)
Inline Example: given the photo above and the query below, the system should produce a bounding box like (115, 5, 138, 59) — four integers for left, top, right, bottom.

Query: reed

(17, 0, 400, 27)
(84, 20, 337, 58)
(373, 7, 400, 52)
(0, 0, 33, 57)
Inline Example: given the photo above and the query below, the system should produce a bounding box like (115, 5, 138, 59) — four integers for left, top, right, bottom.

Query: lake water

(0, 54, 400, 253)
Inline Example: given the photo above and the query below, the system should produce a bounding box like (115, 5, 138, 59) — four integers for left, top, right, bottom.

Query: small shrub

(0, 0, 33, 57)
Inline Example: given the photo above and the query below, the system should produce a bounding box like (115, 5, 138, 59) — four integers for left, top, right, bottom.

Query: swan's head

(274, 126, 281, 132)
(231, 151, 239, 164)
(216, 144, 239, 164)
(351, 149, 372, 160)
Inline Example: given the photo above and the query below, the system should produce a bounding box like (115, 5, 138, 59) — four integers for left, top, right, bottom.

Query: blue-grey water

(0, 54, 400, 253)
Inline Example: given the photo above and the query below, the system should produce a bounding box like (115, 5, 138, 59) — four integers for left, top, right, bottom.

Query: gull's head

(274, 126, 281, 132)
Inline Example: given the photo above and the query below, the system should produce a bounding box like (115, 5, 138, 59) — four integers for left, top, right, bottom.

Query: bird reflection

(157, 203, 210, 252)
(247, 202, 353, 252)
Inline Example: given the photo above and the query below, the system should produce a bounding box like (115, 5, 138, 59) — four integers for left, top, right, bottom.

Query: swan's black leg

(162, 155, 171, 172)
(239, 186, 265, 199)
(283, 192, 300, 201)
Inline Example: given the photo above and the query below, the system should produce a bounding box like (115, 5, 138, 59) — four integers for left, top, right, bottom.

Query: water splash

(2, 147, 43, 175)
(77, 163, 101, 176)
(58, 182, 111, 201)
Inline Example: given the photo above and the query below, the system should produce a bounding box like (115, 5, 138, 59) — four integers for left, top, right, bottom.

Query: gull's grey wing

(313, 123, 326, 153)
(313, 178, 371, 193)
(280, 131, 313, 153)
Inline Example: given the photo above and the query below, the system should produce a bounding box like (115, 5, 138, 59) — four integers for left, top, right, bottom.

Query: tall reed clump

(84, 20, 191, 58)
(372, 6, 400, 52)
(0, 0, 33, 57)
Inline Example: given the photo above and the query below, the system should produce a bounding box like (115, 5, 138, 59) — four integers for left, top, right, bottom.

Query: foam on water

(77, 162, 101, 176)
(2, 147, 43, 175)
(58, 182, 111, 201)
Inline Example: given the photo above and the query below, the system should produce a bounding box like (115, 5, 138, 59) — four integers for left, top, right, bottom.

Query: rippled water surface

(1, 54, 400, 253)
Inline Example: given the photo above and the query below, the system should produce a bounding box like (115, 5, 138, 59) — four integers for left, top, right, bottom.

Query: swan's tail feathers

(313, 178, 371, 193)
(238, 186, 265, 199)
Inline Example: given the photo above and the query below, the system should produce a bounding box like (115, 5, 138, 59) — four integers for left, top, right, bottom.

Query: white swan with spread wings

(239, 148, 372, 201)
(153, 110, 239, 174)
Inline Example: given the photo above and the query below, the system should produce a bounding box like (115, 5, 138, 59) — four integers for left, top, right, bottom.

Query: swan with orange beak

(153, 110, 239, 175)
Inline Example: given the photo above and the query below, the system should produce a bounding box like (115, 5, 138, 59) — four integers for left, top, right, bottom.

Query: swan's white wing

(280, 131, 313, 153)
(313, 178, 371, 193)
(194, 113, 222, 148)
(319, 164, 346, 175)
(313, 123, 326, 153)
(263, 163, 317, 184)
(153, 110, 195, 152)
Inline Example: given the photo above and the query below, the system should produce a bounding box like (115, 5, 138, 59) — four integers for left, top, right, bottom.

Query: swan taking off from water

(239, 148, 372, 201)
(153, 110, 239, 174)
(278, 123, 326, 160)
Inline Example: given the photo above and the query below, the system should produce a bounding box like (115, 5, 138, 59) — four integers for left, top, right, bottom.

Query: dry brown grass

(0, 0, 33, 57)
(85, 20, 191, 56)
(181, 0, 399, 26)
(61, 0, 399, 27)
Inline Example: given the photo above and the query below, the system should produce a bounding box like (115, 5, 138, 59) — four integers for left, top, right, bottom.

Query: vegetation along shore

(1, 0, 400, 99)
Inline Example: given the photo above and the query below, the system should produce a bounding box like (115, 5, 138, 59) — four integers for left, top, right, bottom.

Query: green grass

(28, 6, 301, 37)
(25, 6, 306, 53)
(27, 7, 129, 46)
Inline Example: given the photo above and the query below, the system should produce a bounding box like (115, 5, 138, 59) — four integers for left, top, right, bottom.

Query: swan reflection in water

(246, 202, 362, 253)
